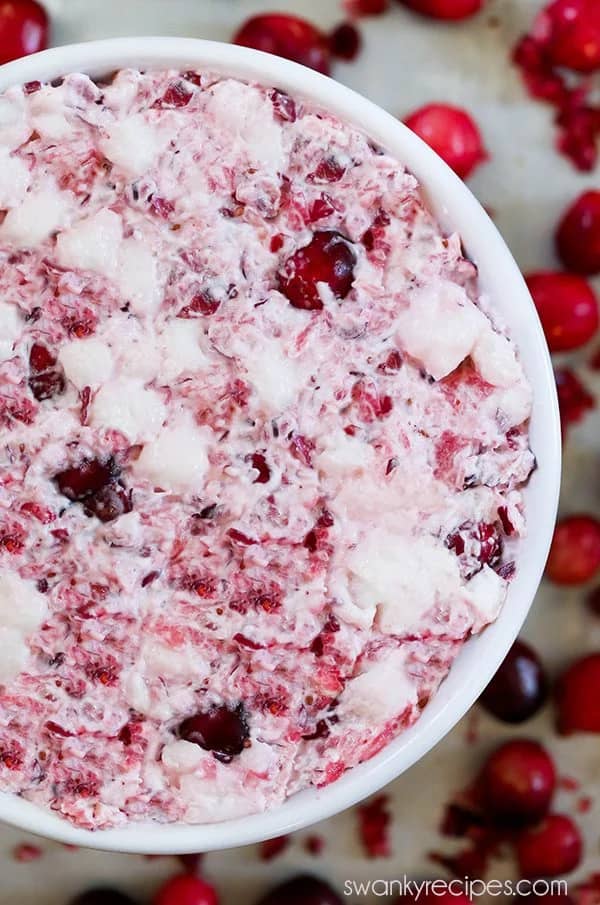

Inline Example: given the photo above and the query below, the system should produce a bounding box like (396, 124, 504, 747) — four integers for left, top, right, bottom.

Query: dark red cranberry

(260, 835, 290, 861)
(0, 0, 48, 65)
(546, 515, 600, 585)
(157, 82, 193, 108)
(480, 639, 548, 724)
(555, 368, 595, 431)
(233, 14, 331, 75)
(329, 23, 362, 61)
(556, 190, 600, 275)
(358, 795, 392, 857)
(256, 875, 343, 905)
(542, 0, 600, 74)
(247, 453, 271, 484)
(446, 521, 502, 577)
(344, 0, 389, 15)
(269, 88, 297, 123)
(69, 890, 137, 905)
(153, 875, 218, 905)
(404, 103, 487, 179)
(526, 271, 598, 352)
(178, 704, 249, 763)
(308, 158, 346, 183)
(555, 653, 600, 734)
(516, 814, 583, 878)
(308, 195, 336, 222)
(83, 483, 133, 523)
(479, 740, 556, 826)
(278, 231, 356, 310)
(398, 0, 483, 19)
(55, 459, 115, 501)
(28, 343, 66, 402)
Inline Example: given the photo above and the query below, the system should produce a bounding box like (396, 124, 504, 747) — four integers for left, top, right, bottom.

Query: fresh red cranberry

(525, 271, 598, 352)
(28, 343, 66, 402)
(260, 835, 290, 861)
(256, 875, 343, 905)
(69, 891, 137, 905)
(546, 515, 600, 585)
(556, 190, 600, 275)
(480, 639, 548, 724)
(555, 653, 600, 734)
(269, 88, 297, 123)
(309, 158, 346, 183)
(153, 875, 218, 905)
(278, 231, 356, 310)
(479, 740, 556, 826)
(555, 94, 600, 173)
(233, 14, 331, 75)
(403, 103, 487, 179)
(517, 814, 583, 878)
(344, 0, 389, 15)
(358, 795, 392, 857)
(55, 458, 115, 501)
(0, 0, 48, 65)
(329, 23, 362, 61)
(555, 368, 595, 432)
(156, 81, 193, 108)
(83, 482, 133, 523)
(247, 452, 271, 484)
(178, 704, 249, 763)
(543, 0, 600, 74)
(398, 0, 483, 19)
(446, 521, 502, 578)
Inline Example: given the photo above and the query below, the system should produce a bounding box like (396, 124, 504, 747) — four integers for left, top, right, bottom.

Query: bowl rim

(0, 36, 561, 854)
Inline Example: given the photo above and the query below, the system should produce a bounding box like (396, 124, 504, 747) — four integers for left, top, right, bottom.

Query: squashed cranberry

(233, 14, 331, 75)
(446, 521, 502, 578)
(525, 271, 598, 352)
(28, 343, 66, 402)
(83, 483, 133, 523)
(555, 653, 600, 734)
(398, 0, 483, 19)
(153, 875, 218, 905)
(70, 890, 138, 905)
(542, 0, 600, 74)
(546, 515, 600, 585)
(269, 88, 297, 123)
(329, 23, 362, 61)
(404, 103, 487, 179)
(480, 639, 548, 724)
(556, 190, 600, 275)
(0, 0, 48, 65)
(516, 814, 583, 878)
(178, 704, 249, 763)
(278, 231, 356, 310)
(479, 740, 556, 826)
(256, 875, 343, 905)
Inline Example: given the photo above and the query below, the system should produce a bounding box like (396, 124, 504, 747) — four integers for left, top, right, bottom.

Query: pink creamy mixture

(0, 70, 534, 829)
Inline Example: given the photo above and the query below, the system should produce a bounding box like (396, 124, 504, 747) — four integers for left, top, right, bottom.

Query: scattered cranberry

(233, 14, 331, 75)
(70, 891, 137, 905)
(555, 93, 600, 173)
(28, 343, 65, 402)
(358, 795, 392, 857)
(83, 482, 132, 522)
(403, 103, 487, 179)
(256, 875, 343, 905)
(542, 0, 600, 74)
(480, 639, 548, 723)
(397, 0, 483, 19)
(260, 835, 290, 861)
(305, 834, 325, 855)
(555, 653, 600, 734)
(329, 23, 362, 61)
(247, 452, 271, 484)
(525, 271, 598, 352)
(517, 814, 583, 878)
(278, 231, 356, 310)
(54, 458, 131, 523)
(546, 515, 600, 585)
(178, 704, 249, 763)
(479, 740, 556, 826)
(344, 0, 389, 15)
(555, 368, 595, 432)
(0, 0, 48, 65)
(13, 843, 42, 862)
(153, 875, 218, 905)
(556, 191, 600, 275)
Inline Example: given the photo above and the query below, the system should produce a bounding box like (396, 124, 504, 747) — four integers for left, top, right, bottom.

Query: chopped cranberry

(556, 190, 600, 275)
(29, 343, 55, 372)
(517, 814, 583, 878)
(28, 343, 66, 402)
(83, 482, 132, 523)
(555, 92, 600, 172)
(555, 368, 595, 432)
(446, 521, 502, 578)
(308, 157, 347, 183)
(179, 290, 221, 318)
(278, 231, 356, 310)
(256, 875, 343, 905)
(344, 0, 389, 15)
(480, 639, 548, 724)
(177, 853, 204, 874)
(0, 741, 23, 770)
(555, 653, 600, 734)
(404, 103, 488, 179)
(542, 0, 600, 74)
(289, 434, 316, 467)
(379, 349, 403, 372)
(269, 88, 297, 122)
(55, 458, 115, 501)
(260, 835, 290, 861)
(479, 740, 556, 826)
(150, 197, 175, 219)
(156, 82, 194, 108)
(546, 515, 600, 585)
(153, 875, 218, 905)
(13, 843, 42, 862)
(0, 0, 48, 65)
(233, 14, 331, 75)
(178, 703, 249, 763)
(23, 79, 41, 94)
(329, 23, 362, 61)
(302, 718, 330, 741)
(357, 795, 392, 857)
(247, 452, 271, 484)
(398, 0, 483, 19)
(308, 194, 336, 222)
(525, 271, 598, 352)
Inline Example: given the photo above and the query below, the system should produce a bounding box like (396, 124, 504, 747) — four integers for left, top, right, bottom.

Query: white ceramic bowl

(0, 36, 561, 854)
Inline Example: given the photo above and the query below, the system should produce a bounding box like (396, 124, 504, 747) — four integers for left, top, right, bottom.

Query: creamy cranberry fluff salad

(0, 69, 534, 829)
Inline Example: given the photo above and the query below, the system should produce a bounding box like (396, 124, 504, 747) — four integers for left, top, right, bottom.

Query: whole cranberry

(256, 875, 343, 905)
(526, 272, 599, 352)
(546, 515, 600, 585)
(479, 740, 556, 826)
(556, 191, 600, 275)
(233, 14, 331, 75)
(398, 0, 483, 20)
(480, 639, 548, 724)
(278, 231, 356, 310)
(516, 814, 583, 878)
(153, 875, 218, 905)
(69, 891, 137, 905)
(544, 0, 600, 74)
(555, 653, 600, 734)
(329, 23, 362, 61)
(178, 704, 249, 763)
(555, 368, 595, 433)
(404, 103, 487, 179)
(0, 0, 48, 64)
(344, 0, 389, 15)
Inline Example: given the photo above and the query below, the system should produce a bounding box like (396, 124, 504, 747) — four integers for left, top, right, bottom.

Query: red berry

(344, 0, 389, 15)
(403, 103, 487, 179)
(278, 231, 356, 310)
(55, 459, 115, 501)
(526, 271, 598, 352)
(178, 704, 249, 763)
(259, 835, 290, 861)
(0, 0, 48, 65)
(479, 740, 556, 826)
(233, 14, 331, 75)
(398, 0, 483, 21)
(153, 875, 218, 905)
(516, 814, 583, 878)
(70, 892, 137, 905)
(556, 190, 600, 275)
(543, 0, 600, 74)
(256, 876, 343, 905)
(83, 482, 133, 523)
(357, 795, 392, 858)
(329, 23, 362, 61)
(480, 639, 548, 724)
(247, 452, 271, 484)
(28, 343, 66, 402)
(555, 653, 600, 734)
(546, 515, 600, 585)
(555, 368, 595, 432)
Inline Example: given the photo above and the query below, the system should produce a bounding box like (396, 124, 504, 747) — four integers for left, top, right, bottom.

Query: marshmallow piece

(338, 650, 417, 724)
(100, 114, 169, 177)
(58, 338, 114, 389)
(0, 186, 68, 248)
(0, 627, 28, 684)
(90, 379, 166, 440)
(161, 740, 205, 774)
(134, 419, 212, 492)
(56, 209, 122, 275)
(117, 239, 160, 314)
(472, 327, 525, 388)
(0, 573, 47, 634)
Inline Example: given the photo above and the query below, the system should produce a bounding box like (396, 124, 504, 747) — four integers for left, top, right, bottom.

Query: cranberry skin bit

(153, 875, 219, 905)
(556, 190, 600, 275)
(479, 739, 556, 826)
(526, 271, 598, 352)
(69, 891, 138, 905)
(278, 231, 356, 310)
(0, 0, 48, 65)
(178, 703, 249, 763)
(480, 639, 548, 724)
(516, 814, 583, 878)
(404, 103, 487, 179)
(555, 653, 600, 734)
(398, 0, 483, 20)
(256, 875, 343, 905)
(546, 515, 600, 585)
(55, 459, 115, 502)
(233, 14, 331, 75)
(28, 343, 66, 402)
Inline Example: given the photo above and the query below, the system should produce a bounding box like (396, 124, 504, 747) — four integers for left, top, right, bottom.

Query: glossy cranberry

(479, 740, 556, 826)
(555, 368, 595, 431)
(153, 875, 218, 905)
(178, 704, 249, 762)
(83, 483, 133, 523)
(278, 231, 356, 310)
(480, 639, 548, 723)
(55, 459, 115, 501)
(69, 891, 137, 905)
(0, 0, 48, 65)
(526, 271, 598, 352)
(556, 190, 600, 275)
(404, 103, 487, 179)
(269, 88, 297, 123)
(256, 875, 343, 905)
(398, 0, 483, 19)
(233, 14, 331, 75)
(28, 343, 65, 401)
(344, 0, 389, 15)
(248, 452, 271, 484)
(555, 653, 600, 734)
(546, 515, 600, 585)
(516, 814, 583, 878)
(329, 23, 362, 61)
(543, 0, 600, 74)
